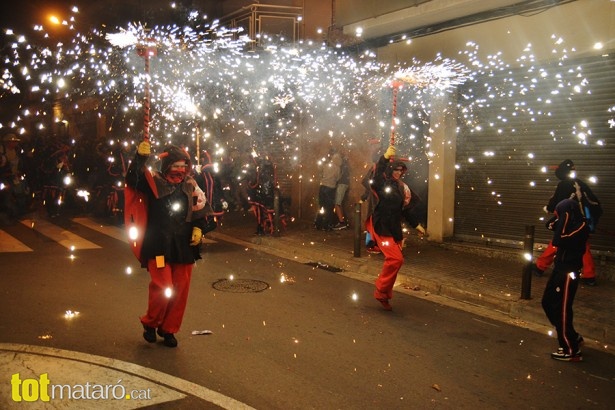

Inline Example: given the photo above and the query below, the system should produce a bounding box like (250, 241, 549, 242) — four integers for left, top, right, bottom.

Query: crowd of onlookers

(0, 132, 286, 229)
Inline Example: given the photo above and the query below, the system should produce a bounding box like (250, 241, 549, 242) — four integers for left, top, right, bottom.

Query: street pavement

(1, 209, 614, 408)
(210, 210, 615, 355)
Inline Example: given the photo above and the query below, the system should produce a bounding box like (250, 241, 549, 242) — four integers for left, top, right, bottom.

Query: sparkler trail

(0, 5, 608, 196)
(0, 7, 471, 158)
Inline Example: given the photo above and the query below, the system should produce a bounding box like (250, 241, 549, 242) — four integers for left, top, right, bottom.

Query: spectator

(195, 150, 228, 234)
(40, 141, 71, 218)
(249, 154, 277, 235)
(314, 150, 341, 231)
(365, 144, 425, 311)
(531, 159, 602, 285)
(333, 151, 350, 230)
(361, 138, 383, 253)
(541, 198, 589, 362)
(125, 141, 211, 348)
(0, 134, 27, 218)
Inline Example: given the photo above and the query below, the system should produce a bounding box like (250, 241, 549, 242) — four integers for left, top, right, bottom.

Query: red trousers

(536, 241, 595, 279)
(366, 217, 404, 300)
(141, 260, 193, 334)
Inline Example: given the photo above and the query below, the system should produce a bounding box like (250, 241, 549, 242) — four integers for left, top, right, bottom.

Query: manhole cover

(212, 279, 269, 293)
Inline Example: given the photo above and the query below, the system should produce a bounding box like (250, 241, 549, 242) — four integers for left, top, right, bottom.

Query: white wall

(376, 0, 615, 66)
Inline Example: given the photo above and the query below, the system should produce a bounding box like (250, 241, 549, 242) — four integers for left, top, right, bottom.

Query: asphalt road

(1, 216, 614, 409)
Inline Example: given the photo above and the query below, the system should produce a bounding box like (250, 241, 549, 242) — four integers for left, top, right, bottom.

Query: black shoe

(581, 277, 597, 286)
(157, 329, 178, 348)
(551, 348, 582, 362)
(530, 263, 544, 277)
(332, 222, 349, 230)
(142, 324, 156, 343)
(376, 298, 393, 311)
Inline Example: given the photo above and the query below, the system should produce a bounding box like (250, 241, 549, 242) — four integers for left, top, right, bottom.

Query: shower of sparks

(393, 56, 471, 90)
(0, 5, 610, 232)
(0, 5, 473, 159)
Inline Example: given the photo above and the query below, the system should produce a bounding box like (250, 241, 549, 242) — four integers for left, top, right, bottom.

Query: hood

(555, 159, 575, 181)
(159, 145, 191, 175)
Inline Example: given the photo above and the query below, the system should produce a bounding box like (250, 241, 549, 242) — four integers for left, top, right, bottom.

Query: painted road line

(20, 219, 101, 250)
(73, 217, 217, 245)
(0, 230, 32, 253)
(73, 217, 128, 243)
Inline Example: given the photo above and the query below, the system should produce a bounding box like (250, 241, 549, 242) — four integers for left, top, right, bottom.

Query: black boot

(142, 324, 156, 343)
(157, 328, 178, 347)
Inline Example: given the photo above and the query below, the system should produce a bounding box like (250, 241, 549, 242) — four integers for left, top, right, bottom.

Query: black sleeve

(372, 155, 388, 188)
(125, 153, 150, 192)
(402, 207, 419, 229)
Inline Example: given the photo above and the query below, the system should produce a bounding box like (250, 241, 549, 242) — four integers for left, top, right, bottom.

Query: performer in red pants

(126, 141, 211, 347)
(364, 144, 425, 310)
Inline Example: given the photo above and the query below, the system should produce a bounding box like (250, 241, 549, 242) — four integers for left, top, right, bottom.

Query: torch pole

(195, 121, 200, 166)
(390, 80, 402, 146)
(137, 37, 157, 142)
(143, 53, 150, 142)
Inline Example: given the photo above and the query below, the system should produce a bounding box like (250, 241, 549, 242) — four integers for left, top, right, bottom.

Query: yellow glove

(137, 141, 151, 156)
(383, 145, 396, 159)
(190, 227, 202, 246)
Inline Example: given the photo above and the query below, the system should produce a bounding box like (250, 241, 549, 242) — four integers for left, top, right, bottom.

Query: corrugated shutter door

(454, 55, 615, 252)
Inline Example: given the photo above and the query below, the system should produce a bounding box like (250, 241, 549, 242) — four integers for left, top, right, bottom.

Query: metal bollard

(520, 225, 535, 300)
(353, 203, 362, 257)
(273, 189, 281, 237)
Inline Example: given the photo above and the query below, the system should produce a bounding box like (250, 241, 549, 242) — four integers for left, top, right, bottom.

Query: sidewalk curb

(207, 230, 614, 355)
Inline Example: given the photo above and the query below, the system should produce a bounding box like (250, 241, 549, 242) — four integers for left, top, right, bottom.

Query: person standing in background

(314, 150, 341, 231)
(333, 150, 350, 230)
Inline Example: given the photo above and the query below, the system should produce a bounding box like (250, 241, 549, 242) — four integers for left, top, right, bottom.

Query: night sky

(0, 1, 203, 34)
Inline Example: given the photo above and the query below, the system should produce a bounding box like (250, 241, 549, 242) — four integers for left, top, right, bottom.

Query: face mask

(165, 161, 188, 183)
(165, 170, 186, 184)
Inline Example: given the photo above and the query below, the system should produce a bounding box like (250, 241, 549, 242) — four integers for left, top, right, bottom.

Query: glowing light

(523, 253, 532, 261)
(125, 267, 133, 275)
(351, 292, 358, 301)
(128, 226, 139, 240)
(164, 287, 173, 298)
(77, 190, 90, 202)
(64, 310, 80, 319)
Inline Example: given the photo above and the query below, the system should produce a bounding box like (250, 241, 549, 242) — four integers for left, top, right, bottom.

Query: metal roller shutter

(454, 55, 615, 252)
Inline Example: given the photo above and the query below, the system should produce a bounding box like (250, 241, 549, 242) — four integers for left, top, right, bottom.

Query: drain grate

(212, 278, 269, 293)
(304, 261, 343, 272)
